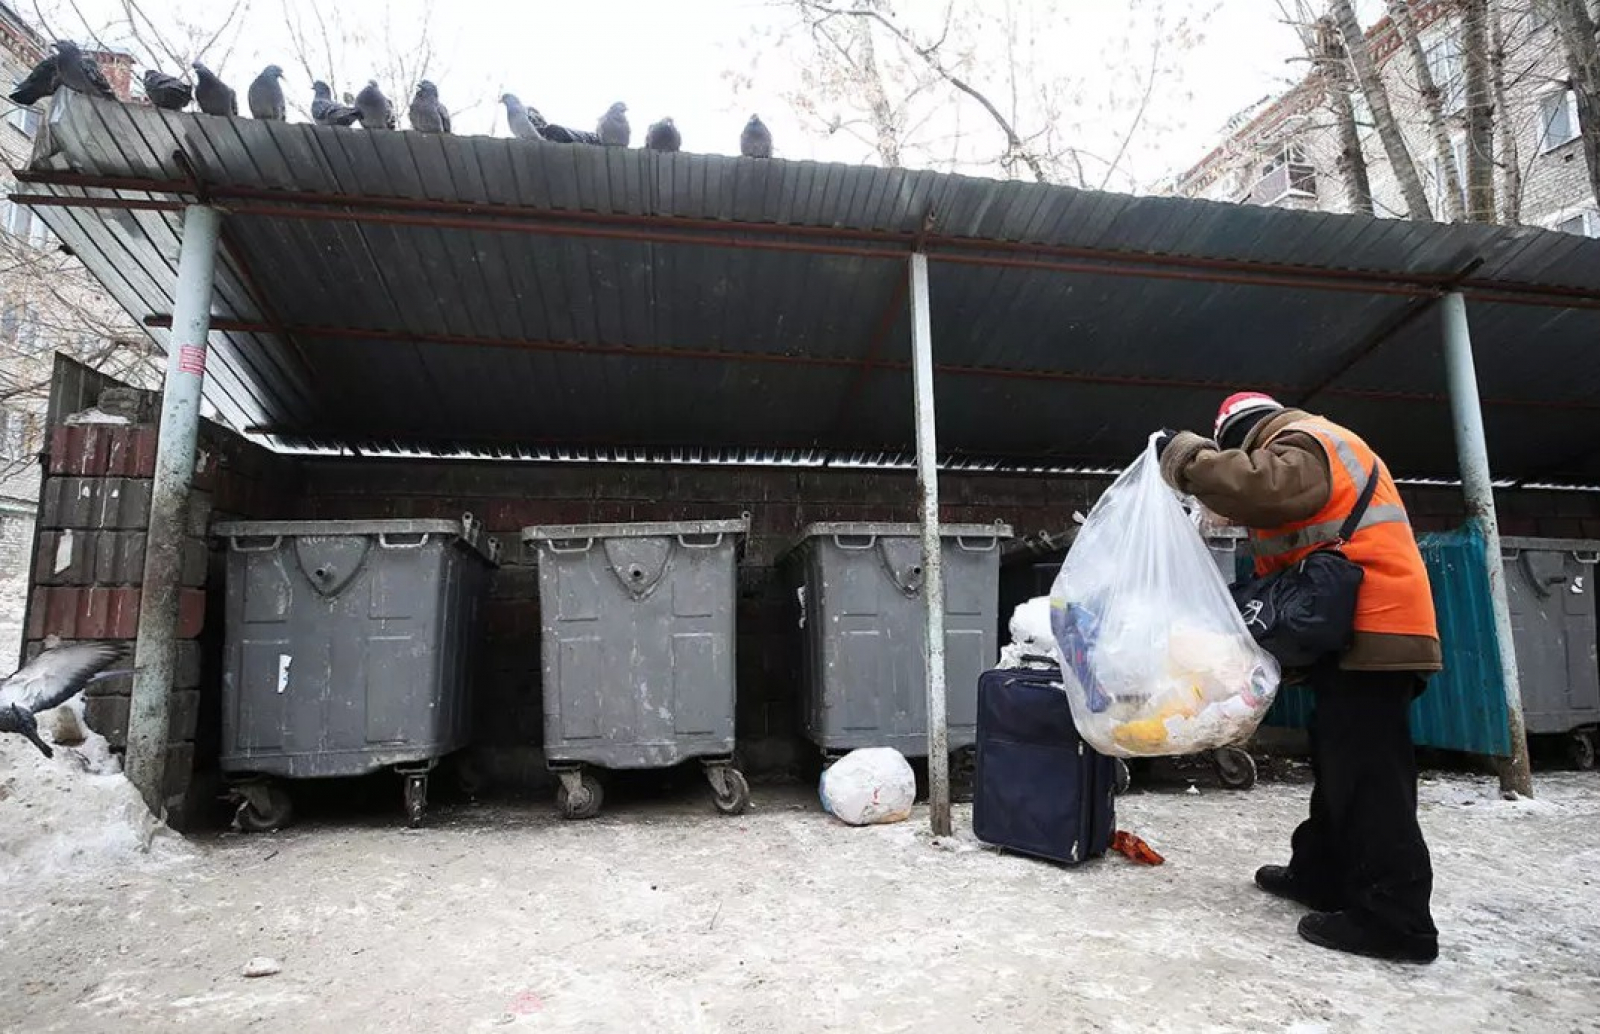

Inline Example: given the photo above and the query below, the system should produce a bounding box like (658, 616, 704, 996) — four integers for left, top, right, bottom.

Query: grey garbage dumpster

(521, 517, 750, 819)
(215, 517, 498, 830)
(1503, 537, 1600, 768)
(784, 523, 1011, 770)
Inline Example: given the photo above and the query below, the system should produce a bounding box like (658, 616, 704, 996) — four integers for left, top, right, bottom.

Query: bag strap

(1337, 461, 1383, 544)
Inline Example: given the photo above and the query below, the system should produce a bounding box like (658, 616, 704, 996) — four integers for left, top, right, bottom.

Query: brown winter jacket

(1160, 409, 1442, 674)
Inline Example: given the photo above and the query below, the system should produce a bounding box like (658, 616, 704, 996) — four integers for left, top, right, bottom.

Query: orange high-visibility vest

(1251, 417, 1438, 640)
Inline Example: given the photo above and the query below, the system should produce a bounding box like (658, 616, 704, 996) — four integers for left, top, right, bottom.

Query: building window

(0, 407, 29, 461)
(1425, 32, 1465, 114)
(1538, 90, 1580, 152)
(1249, 144, 1317, 206)
(2, 199, 31, 240)
(7, 104, 41, 138)
(1551, 210, 1599, 237)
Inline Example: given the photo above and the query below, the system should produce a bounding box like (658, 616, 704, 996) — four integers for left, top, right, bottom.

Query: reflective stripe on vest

(1251, 421, 1412, 559)
(1249, 416, 1438, 640)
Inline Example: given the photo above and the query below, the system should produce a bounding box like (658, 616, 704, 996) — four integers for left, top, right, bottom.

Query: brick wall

(24, 407, 298, 825)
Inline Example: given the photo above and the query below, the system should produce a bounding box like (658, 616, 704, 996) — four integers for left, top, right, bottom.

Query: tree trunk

(1387, 0, 1464, 220)
(1551, 0, 1600, 209)
(1490, 0, 1522, 224)
(1460, 0, 1497, 221)
(1315, 16, 1374, 215)
(1331, 0, 1434, 220)
(850, 3, 902, 168)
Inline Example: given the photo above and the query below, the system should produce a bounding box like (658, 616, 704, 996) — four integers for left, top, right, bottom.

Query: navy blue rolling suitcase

(972, 663, 1117, 864)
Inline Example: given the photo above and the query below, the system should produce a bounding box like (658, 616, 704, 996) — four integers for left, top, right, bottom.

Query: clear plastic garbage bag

(1048, 436, 1281, 757)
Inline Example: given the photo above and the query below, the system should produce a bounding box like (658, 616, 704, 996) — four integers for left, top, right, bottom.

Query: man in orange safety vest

(1157, 392, 1440, 965)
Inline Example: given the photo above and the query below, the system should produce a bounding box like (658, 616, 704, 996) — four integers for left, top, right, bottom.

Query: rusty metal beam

(18, 169, 1600, 308)
(138, 313, 1600, 411)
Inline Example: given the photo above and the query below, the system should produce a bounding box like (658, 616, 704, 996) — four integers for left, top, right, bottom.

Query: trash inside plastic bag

(819, 747, 916, 826)
(997, 596, 1063, 669)
(1048, 437, 1280, 757)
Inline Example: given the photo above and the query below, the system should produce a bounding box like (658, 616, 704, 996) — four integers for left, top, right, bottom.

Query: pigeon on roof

(8, 54, 60, 106)
(52, 41, 115, 101)
(311, 81, 362, 126)
(598, 102, 630, 146)
(141, 69, 192, 111)
(645, 117, 681, 152)
(409, 80, 450, 133)
(741, 115, 773, 159)
(192, 62, 237, 116)
(247, 64, 286, 120)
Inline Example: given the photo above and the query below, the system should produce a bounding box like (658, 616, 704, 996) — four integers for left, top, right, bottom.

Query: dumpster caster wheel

(1568, 731, 1596, 771)
(1213, 747, 1257, 790)
(556, 771, 604, 820)
(707, 766, 751, 816)
(1114, 759, 1132, 796)
(403, 774, 429, 827)
(235, 783, 293, 833)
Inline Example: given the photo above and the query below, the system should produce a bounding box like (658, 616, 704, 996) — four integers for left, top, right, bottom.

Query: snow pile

(997, 596, 1062, 669)
(0, 698, 188, 886)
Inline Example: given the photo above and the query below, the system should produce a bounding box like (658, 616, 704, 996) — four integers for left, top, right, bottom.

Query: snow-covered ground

(0, 762, 1596, 1033)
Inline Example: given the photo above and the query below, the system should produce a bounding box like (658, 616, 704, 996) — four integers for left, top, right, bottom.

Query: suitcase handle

(1019, 653, 1059, 667)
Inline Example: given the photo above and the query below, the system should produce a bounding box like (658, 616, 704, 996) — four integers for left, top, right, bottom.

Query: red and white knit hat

(1214, 392, 1283, 441)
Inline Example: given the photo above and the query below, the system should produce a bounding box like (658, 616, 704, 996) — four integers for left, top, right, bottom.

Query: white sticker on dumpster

(277, 654, 291, 694)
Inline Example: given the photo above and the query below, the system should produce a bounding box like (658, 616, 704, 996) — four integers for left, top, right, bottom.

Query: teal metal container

(1261, 524, 1512, 757)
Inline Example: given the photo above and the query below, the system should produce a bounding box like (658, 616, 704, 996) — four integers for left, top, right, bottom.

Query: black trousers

(1289, 666, 1438, 941)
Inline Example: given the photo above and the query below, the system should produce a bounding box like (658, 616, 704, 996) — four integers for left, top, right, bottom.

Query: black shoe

(1255, 865, 1342, 912)
(1298, 911, 1439, 965)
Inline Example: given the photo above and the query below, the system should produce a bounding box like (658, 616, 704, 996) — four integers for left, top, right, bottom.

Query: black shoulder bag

(1230, 462, 1381, 669)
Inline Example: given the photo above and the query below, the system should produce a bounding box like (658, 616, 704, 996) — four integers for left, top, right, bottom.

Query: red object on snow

(1112, 830, 1165, 866)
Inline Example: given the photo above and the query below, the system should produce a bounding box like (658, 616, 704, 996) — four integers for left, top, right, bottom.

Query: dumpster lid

(213, 518, 500, 564)
(783, 521, 1012, 558)
(1500, 536, 1600, 556)
(522, 517, 751, 544)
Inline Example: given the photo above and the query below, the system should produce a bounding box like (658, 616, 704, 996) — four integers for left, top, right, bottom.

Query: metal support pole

(1440, 291, 1533, 798)
(908, 252, 951, 836)
(127, 204, 222, 814)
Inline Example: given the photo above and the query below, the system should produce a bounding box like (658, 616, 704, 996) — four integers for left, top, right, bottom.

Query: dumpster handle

(955, 535, 998, 552)
(229, 535, 282, 552)
(678, 533, 725, 549)
(377, 532, 430, 549)
(545, 538, 594, 554)
(832, 534, 877, 550)
(1574, 551, 1600, 565)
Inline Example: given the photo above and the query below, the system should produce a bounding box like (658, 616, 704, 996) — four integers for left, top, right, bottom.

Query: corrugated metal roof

(14, 93, 1600, 482)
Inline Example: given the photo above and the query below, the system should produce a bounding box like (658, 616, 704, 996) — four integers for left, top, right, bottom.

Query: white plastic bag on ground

(819, 748, 916, 826)
(997, 596, 1063, 669)
(1048, 437, 1280, 757)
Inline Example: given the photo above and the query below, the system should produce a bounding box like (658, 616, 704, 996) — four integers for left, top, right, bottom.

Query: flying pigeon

(741, 115, 773, 158)
(141, 69, 192, 111)
(8, 54, 60, 106)
(0, 643, 125, 758)
(355, 80, 396, 129)
(409, 80, 450, 133)
(192, 62, 237, 116)
(51, 41, 115, 100)
(645, 118, 680, 152)
(597, 102, 629, 146)
(311, 81, 362, 126)
(247, 64, 286, 121)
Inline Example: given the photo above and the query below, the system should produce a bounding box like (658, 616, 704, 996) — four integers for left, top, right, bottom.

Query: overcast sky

(28, 0, 1348, 188)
